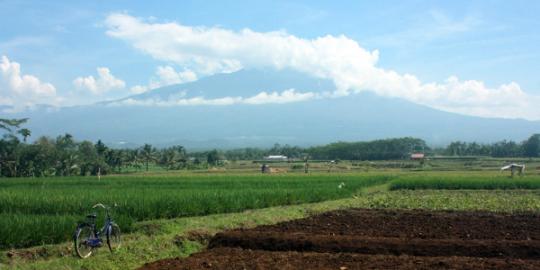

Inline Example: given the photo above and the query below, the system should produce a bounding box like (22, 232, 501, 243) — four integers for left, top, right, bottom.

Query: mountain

(119, 69, 334, 101)
(10, 69, 540, 149)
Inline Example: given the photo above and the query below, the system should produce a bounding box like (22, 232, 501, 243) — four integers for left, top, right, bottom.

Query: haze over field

(1, 1, 539, 147)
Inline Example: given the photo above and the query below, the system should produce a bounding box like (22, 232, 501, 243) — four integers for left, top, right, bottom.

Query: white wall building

(264, 155, 288, 161)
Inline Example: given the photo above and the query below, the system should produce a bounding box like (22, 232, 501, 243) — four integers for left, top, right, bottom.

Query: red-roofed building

(410, 153, 425, 160)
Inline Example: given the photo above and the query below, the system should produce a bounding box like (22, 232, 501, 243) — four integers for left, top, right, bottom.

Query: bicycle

(73, 203, 122, 258)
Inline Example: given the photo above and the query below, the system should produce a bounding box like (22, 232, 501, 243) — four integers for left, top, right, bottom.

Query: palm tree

(0, 118, 28, 132)
(18, 128, 31, 142)
(140, 144, 156, 171)
(159, 148, 176, 170)
(159, 145, 187, 170)
(125, 149, 141, 171)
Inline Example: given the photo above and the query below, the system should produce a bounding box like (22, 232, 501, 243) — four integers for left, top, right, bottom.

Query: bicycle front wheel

(74, 224, 94, 258)
(107, 223, 121, 252)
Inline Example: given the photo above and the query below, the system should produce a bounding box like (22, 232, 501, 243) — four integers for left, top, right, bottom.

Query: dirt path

(139, 209, 540, 269)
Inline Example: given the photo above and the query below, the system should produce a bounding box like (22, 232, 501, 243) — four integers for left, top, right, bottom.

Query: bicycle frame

(74, 203, 121, 258)
(77, 204, 116, 248)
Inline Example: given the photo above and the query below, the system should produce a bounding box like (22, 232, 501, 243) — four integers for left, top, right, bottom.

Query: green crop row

(389, 175, 540, 190)
(0, 173, 392, 249)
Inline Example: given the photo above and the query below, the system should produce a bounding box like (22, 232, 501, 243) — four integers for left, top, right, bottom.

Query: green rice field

(3, 170, 540, 252)
(0, 173, 391, 249)
(389, 175, 540, 190)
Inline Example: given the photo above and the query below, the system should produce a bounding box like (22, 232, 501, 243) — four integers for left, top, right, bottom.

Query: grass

(389, 174, 540, 190)
(0, 173, 392, 249)
(3, 187, 540, 270)
(3, 169, 540, 269)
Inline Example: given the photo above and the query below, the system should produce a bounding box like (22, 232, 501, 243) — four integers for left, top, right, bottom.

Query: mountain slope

(117, 68, 334, 101)
(12, 69, 540, 148)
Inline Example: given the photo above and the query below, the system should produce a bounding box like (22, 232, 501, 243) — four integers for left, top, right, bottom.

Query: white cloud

(130, 65, 197, 94)
(73, 67, 126, 95)
(243, 89, 316, 104)
(129, 85, 148, 94)
(155, 66, 197, 85)
(116, 96, 240, 106)
(105, 13, 540, 120)
(109, 88, 315, 107)
(0, 55, 59, 111)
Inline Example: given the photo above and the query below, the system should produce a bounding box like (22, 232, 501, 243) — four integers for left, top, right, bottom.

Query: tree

(0, 134, 21, 176)
(105, 149, 126, 173)
(125, 149, 142, 171)
(33, 136, 57, 176)
(491, 140, 522, 157)
(307, 137, 428, 160)
(206, 149, 221, 166)
(0, 118, 28, 133)
(140, 144, 157, 171)
(54, 134, 78, 176)
(446, 141, 466, 156)
(94, 140, 109, 174)
(18, 128, 31, 142)
(159, 145, 186, 170)
(95, 140, 108, 156)
(78, 141, 98, 175)
(523, 134, 540, 157)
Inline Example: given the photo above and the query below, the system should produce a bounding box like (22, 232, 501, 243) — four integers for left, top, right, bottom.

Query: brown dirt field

(210, 232, 540, 259)
(140, 247, 540, 270)
(139, 209, 540, 270)
(242, 209, 540, 240)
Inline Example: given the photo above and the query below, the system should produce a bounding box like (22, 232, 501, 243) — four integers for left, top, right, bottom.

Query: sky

(1, 0, 540, 120)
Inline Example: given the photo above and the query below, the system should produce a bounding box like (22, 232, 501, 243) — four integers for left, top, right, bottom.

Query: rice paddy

(389, 175, 540, 190)
(0, 173, 391, 249)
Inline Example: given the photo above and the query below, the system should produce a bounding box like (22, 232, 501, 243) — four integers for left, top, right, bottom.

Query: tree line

(0, 119, 195, 177)
(190, 143, 306, 162)
(1, 117, 539, 177)
(306, 137, 427, 160)
(441, 135, 540, 157)
(189, 136, 540, 161)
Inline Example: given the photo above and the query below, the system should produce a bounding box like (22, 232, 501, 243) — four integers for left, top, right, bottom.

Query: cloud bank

(105, 13, 540, 120)
(130, 66, 197, 94)
(0, 55, 59, 111)
(111, 88, 315, 106)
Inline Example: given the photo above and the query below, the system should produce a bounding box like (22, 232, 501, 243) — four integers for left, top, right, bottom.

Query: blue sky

(1, 0, 540, 119)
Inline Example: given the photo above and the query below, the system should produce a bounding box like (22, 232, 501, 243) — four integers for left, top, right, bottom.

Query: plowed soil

(139, 209, 540, 269)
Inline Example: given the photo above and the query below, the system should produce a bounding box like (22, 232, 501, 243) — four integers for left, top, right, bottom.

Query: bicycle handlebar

(92, 203, 107, 209)
(92, 203, 118, 209)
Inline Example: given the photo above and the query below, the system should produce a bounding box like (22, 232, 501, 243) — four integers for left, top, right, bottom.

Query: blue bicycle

(74, 203, 122, 258)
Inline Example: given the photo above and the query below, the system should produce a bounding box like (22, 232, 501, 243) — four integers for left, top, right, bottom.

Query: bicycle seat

(86, 214, 97, 219)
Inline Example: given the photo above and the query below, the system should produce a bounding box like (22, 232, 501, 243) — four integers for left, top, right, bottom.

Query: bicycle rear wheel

(74, 224, 94, 258)
(107, 223, 121, 252)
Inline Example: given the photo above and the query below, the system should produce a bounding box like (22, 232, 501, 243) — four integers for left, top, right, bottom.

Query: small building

(264, 155, 288, 161)
(410, 153, 425, 160)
